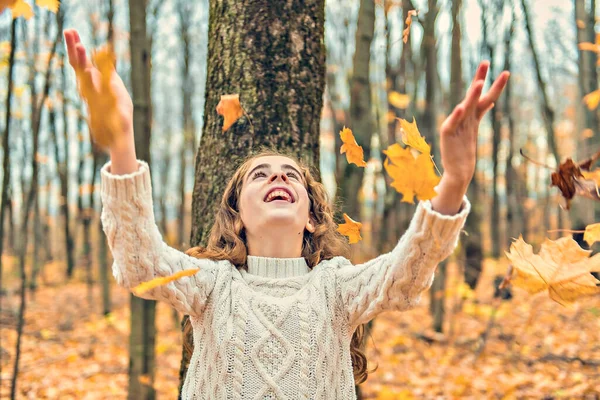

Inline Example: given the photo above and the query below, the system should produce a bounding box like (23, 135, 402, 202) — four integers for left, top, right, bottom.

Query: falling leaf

(0, 0, 17, 14)
(132, 268, 200, 296)
(388, 91, 410, 109)
(36, 0, 58, 12)
(550, 158, 600, 209)
(339, 126, 367, 167)
(9, 0, 33, 19)
(578, 42, 600, 53)
(584, 223, 600, 246)
(581, 128, 594, 139)
(75, 45, 120, 150)
(398, 117, 430, 155)
(505, 235, 600, 305)
(577, 19, 586, 29)
(337, 213, 362, 244)
(583, 89, 600, 110)
(216, 94, 243, 132)
(402, 10, 418, 44)
(383, 147, 440, 203)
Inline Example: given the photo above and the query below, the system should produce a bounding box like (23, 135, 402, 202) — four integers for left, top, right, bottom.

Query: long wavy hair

(182, 149, 376, 384)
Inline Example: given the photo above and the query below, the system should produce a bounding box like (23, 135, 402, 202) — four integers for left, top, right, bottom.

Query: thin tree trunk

(180, 0, 326, 394)
(128, 0, 156, 398)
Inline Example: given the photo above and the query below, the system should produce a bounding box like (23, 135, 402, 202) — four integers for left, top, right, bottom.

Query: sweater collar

(246, 255, 310, 278)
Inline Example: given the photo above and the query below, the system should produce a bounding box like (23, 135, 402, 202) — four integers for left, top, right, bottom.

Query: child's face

(239, 155, 315, 238)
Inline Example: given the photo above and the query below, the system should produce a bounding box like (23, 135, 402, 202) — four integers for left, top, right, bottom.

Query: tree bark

(128, 0, 156, 398)
(180, 0, 325, 394)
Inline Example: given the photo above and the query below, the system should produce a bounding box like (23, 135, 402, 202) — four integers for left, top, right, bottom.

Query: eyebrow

(246, 163, 304, 182)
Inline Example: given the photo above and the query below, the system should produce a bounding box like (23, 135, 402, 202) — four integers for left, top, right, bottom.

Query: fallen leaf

(402, 10, 418, 44)
(9, 0, 33, 19)
(132, 268, 200, 296)
(388, 91, 410, 109)
(397, 117, 430, 155)
(339, 126, 368, 167)
(337, 213, 363, 244)
(216, 94, 243, 131)
(505, 235, 600, 305)
(36, 0, 59, 12)
(584, 223, 600, 246)
(383, 146, 440, 203)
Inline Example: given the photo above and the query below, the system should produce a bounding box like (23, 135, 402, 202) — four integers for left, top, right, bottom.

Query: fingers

(476, 71, 510, 119)
(441, 104, 465, 134)
(469, 61, 490, 89)
(64, 29, 79, 68)
(463, 81, 484, 116)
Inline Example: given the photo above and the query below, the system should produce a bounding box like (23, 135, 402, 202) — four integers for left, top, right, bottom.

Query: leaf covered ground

(1, 256, 599, 399)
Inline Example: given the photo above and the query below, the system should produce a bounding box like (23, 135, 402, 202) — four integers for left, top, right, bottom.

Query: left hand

(438, 61, 510, 187)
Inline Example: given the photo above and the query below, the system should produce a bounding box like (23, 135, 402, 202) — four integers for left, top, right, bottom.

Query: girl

(64, 29, 508, 399)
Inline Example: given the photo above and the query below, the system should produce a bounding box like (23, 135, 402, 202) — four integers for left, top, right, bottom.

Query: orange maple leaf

(339, 127, 367, 167)
(337, 213, 362, 244)
(36, 0, 59, 12)
(75, 45, 121, 150)
(383, 144, 440, 203)
(0, 0, 17, 14)
(402, 10, 418, 44)
(216, 94, 244, 132)
(505, 235, 600, 305)
(583, 89, 600, 110)
(132, 268, 201, 296)
(9, 0, 32, 19)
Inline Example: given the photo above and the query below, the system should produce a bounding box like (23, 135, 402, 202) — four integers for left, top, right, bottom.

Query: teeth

(266, 190, 292, 203)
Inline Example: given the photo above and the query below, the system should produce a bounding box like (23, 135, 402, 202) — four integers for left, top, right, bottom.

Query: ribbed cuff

(100, 159, 152, 201)
(416, 195, 470, 243)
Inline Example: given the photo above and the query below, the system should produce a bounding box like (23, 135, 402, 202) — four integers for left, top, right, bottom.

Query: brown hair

(182, 149, 375, 383)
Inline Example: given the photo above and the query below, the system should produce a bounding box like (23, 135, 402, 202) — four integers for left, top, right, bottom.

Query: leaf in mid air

(504, 235, 600, 306)
(9, 0, 33, 20)
(36, 0, 59, 13)
(337, 213, 363, 244)
(382, 145, 440, 203)
(388, 91, 410, 109)
(0, 0, 17, 15)
(398, 117, 430, 155)
(216, 94, 243, 132)
(339, 127, 367, 167)
(584, 222, 600, 246)
(132, 268, 201, 296)
(402, 10, 417, 44)
(583, 89, 600, 110)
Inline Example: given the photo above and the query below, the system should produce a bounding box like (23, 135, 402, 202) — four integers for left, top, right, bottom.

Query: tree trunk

(336, 0, 375, 221)
(128, 0, 156, 398)
(180, 0, 325, 394)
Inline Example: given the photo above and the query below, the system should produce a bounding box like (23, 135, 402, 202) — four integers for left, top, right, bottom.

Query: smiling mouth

(264, 189, 294, 203)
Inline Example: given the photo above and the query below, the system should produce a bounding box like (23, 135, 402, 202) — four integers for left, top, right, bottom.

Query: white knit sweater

(100, 160, 470, 400)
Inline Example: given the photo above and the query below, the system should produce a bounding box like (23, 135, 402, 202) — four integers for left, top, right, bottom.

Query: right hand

(63, 29, 134, 153)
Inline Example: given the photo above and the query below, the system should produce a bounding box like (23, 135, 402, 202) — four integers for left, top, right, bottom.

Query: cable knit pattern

(100, 160, 470, 399)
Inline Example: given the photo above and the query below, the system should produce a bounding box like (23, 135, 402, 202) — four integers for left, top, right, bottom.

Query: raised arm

(101, 160, 223, 317)
(336, 197, 470, 330)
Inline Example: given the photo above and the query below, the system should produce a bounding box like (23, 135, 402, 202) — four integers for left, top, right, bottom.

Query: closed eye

(252, 171, 267, 179)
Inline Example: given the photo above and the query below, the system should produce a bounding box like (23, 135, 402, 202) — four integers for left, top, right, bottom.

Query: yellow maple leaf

(584, 223, 600, 246)
(397, 117, 430, 155)
(216, 94, 243, 132)
(0, 0, 17, 14)
(505, 235, 600, 305)
(402, 10, 417, 44)
(383, 146, 440, 203)
(9, 0, 32, 19)
(36, 0, 58, 12)
(337, 213, 363, 244)
(388, 91, 410, 109)
(75, 45, 120, 150)
(132, 268, 200, 296)
(339, 126, 367, 167)
(583, 89, 600, 110)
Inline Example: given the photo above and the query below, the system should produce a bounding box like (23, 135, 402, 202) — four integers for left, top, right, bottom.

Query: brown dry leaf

(398, 117, 430, 155)
(402, 10, 418, 44)
(584, 223, 600, 246)
(388, 91, 410, 109)
(383, 145, 440, 203)
(337, 213, 363, 244)
(505, 235, 600, 305)
(339, 126, 367, 167)
(36, 0, 59, 12)
(551, 158, 600, 209)
(583, 89, 600, 110)
(75, 45, 120, 150)
(9, 0, 32, 19)
(216, 94, 243, 132)
(132, 268, 200, 296)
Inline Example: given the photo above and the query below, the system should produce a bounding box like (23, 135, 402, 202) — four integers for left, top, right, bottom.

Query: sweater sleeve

(335, 197, 470, 330)
(100, 159, 222, 318)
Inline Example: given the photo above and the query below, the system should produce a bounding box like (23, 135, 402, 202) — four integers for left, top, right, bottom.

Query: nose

(267, 171, 289, 183)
